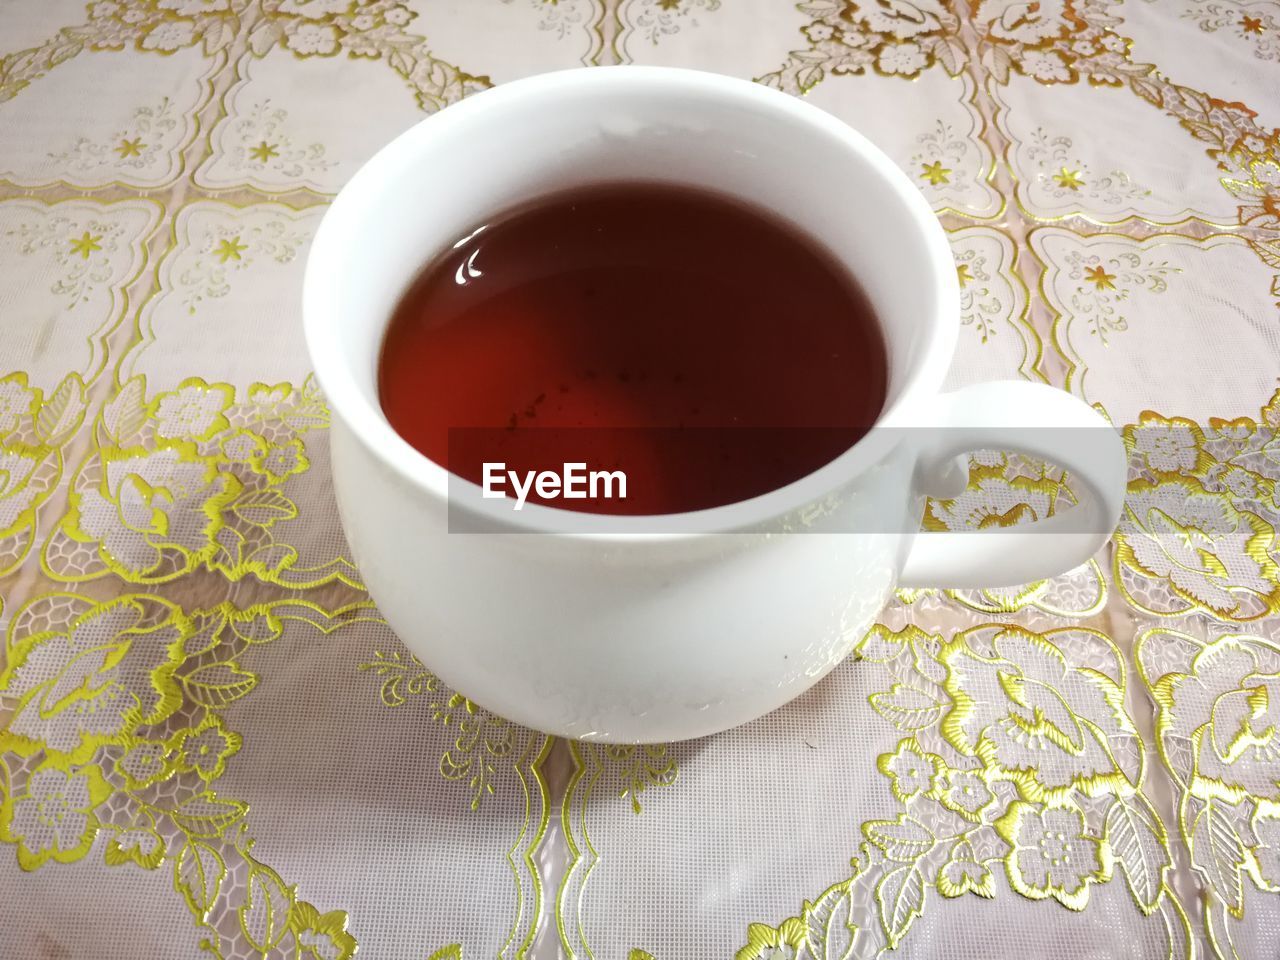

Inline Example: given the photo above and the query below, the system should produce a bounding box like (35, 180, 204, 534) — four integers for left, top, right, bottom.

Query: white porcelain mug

(303, 67, 1126, 743)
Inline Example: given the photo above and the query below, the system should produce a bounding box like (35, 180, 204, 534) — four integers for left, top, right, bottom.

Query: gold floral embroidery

(5, 215, 130, 308)
(219, 100, 333, 179)
(620, 0, 722, 47)
(253, 0, 490, 111)
(1116, 398, 1280, 621)
(0, 0, 489, 115)
(1137, 627, 1280, 955)
(601, 744, 679, 814)
(911, 120, 969, 192)
(0, 373, 86, 580)
(559, 739, 681, 956)
(1024, 127, 1151, 204)
(903, 452, 1107, 616)
(972, 0, 1145, 86)
(48, 97, 178, 174)
(1061, 249, 1178, 345)
(1118, 477, 1279, 620)
(0, 592, 366, 958)
(733, 623, 1187, 958)
(500, 0, 594, 42)
(952, 245, 1002, 343)
(757, 0, 966, 93)
(173, 218, 305, 313)
(1182, 3, 1280, 62)
(358, 649, 519, 811)
(43, 376, 358, 589)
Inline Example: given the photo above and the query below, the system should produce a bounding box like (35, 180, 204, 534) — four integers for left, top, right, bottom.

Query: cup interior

(304, 67, 956, 525)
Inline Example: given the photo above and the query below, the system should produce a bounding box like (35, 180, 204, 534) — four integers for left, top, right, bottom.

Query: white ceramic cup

(304, 66, 1126, 743)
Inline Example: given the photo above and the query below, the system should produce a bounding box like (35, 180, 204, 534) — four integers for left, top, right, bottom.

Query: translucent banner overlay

(439, 426, 1127, 535)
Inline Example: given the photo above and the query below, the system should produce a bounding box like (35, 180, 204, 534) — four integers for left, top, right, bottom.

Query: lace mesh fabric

(2, 2, 1280, 959)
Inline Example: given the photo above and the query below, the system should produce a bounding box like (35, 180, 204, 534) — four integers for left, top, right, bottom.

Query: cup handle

(898, 381, 1127, 589)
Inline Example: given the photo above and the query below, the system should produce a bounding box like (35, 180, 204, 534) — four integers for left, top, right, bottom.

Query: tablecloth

(2, 1, 1279, 958)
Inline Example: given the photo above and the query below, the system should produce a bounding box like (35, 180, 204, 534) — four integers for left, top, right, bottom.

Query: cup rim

(303, 65, 958, 540)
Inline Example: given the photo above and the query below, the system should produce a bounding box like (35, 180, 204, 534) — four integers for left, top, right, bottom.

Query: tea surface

(379, 183, 887, 515)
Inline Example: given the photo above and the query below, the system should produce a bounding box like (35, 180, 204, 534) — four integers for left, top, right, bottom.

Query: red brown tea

(378, 183, 887, 515)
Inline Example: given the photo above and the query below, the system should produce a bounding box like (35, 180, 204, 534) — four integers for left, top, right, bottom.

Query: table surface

(2, 2, 1280, 958)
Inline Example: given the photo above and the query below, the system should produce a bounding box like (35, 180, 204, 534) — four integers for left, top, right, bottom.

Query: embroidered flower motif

(1154, 635, 1280, 804)
(1116, 477, 1280, 619)
(176, 714, 242, 781)
(1019, 49, 1072, 82)
(940, 769, 995, 819)
(220, 429, 267, 464)
(878, 741, 942, 801)
(1128, 415, 1206, 474)
(0, 597, 185, 759)
(104, 812, 165, 869)
(926, 475, 1055, 531)
(736, 918, 806, 960)
(70, 445, 240, 580)
(115, 739, 172, 789)
(996, 803, 1111, 909)
(153, 380, 233, 440)
(1253, 815, 1280, 886)
(877, 42, 928, 75)
(941, 627, 1136, 801)
(254, 438, 309, 483)
(286, 22, 340, 56)
(0, 762, 111, 870)
(847, 0, 947, 39)
(803, 21, 835, 42)
(140, 18, 197, 51)
(982, 0, 1071, 43)
(291, 901, 358, 960)
(938, 841, 995, 899)
(0, 447, 46, 532)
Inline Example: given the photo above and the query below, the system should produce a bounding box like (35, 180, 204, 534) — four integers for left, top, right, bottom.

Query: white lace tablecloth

(2, 2, 1280, 958)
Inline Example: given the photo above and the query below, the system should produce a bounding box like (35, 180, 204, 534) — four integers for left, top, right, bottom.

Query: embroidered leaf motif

(1130, 77, 1164, 109)
(1262, 387, 1280, 430)
(1190, 799, 1247, 916)
(247, 19, 284, 57)
(231, 489, 298, 527)
(169, 793, 248, 838)
(181, 661, 259, 708)
(1105, 796, 1169, 914)
(797, 65, 825, 92)
(104, 377, 149, 444)
(933, 36, 966, 77)
(199, 17, 236, 56)
(985, 44, 1012, 83)
(857, 625, 909, 662)
(174, 839, 225, 919)
(876, 863, 925, 947)
(797, 1, 840, 15)
(427, 946, 462, 960)
(869, 685, 945, 731)
(865, 815, 933, 863)
(805, 881, 857, 960)
(36, 373, 85, 445)
(239, 862, 294, 952)
(628, 951, 656, 960)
